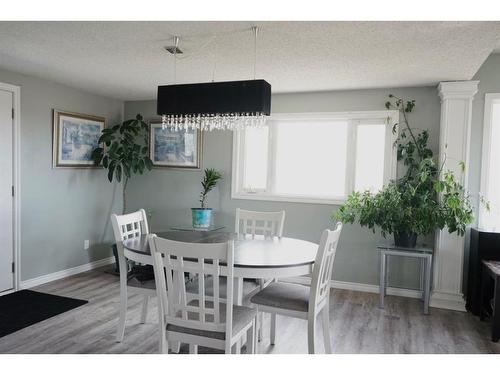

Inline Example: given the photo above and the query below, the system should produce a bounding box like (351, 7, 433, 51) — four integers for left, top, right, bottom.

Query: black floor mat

(0, 289, 88, 338)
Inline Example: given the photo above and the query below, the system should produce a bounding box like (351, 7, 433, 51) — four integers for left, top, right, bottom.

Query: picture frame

(52, 110, 105, 168)
(149, 121, 202, 169)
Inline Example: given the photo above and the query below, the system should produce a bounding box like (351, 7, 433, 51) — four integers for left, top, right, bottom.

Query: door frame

(0, 82, 21, 295)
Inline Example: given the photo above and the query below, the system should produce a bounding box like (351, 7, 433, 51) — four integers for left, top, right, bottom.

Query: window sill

(231, 192, 346, 206)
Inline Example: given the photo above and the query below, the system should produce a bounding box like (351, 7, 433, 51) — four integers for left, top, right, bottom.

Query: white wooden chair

(149, 234, 257, 354)
(235, 208, 285, 239)
(111, 209, 156, 343)
(235, 208, 286, 338)
(250, 223, 342, 354)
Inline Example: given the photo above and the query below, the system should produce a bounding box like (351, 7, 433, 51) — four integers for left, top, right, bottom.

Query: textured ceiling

(0, 21, 499, 101)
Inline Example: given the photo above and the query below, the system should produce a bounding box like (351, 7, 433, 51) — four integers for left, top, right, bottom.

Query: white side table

(377, 244, 433, 314)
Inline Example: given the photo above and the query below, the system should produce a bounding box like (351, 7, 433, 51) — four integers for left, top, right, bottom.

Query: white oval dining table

(122, 230, 318, 305)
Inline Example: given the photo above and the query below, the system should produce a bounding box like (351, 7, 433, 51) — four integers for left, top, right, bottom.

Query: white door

(0, 89, 14, 292)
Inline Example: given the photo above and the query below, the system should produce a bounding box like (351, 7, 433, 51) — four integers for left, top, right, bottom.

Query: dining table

(122, 230, 318, 305)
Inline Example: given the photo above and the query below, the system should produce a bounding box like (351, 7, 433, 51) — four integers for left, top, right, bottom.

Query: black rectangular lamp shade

(157, 79, 271, 116)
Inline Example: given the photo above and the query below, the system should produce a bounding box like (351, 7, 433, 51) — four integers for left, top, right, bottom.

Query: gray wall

(469, 54, 500, 222)
(125, 86, 441, 289)
(0, 68, 123, 281)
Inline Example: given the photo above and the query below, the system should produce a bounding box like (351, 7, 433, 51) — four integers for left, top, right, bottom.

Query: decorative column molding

(431, 80, 479, 311)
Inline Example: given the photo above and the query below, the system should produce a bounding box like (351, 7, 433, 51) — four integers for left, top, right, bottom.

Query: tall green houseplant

(334, 95, 474, 247)
(91, 114, 153, 214)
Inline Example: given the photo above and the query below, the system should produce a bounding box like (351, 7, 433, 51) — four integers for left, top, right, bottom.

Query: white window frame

(479, 93, 500, 230)
(231, 110, 399, 205)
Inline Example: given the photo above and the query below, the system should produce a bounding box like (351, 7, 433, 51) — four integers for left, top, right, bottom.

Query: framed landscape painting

(149, 122, 202, 169)
(52, 110, 105, 168)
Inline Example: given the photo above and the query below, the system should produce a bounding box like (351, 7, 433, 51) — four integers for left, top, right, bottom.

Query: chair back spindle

(235, 208, 285, 238)
(310, 223, 342, 310)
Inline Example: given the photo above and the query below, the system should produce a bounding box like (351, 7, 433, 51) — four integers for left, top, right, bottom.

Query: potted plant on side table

(192, 168, 222, 229)
(333, 95, 475, 248)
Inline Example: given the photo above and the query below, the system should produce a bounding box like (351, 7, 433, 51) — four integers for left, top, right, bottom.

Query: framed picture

(149, 121, 202, 169)
(52, 110, 105, 168)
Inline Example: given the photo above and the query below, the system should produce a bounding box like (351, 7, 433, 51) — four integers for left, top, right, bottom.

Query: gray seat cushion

(127, 277, 156, 290)
(185, 276, 259, 299)
(250, 282, 311, 312)
(167, 300, 257, 340)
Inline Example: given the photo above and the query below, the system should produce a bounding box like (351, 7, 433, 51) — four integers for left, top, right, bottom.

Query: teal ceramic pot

(191, 208, 212, 228)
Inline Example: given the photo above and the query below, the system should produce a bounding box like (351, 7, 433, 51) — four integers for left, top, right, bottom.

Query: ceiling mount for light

(157, 27, 271, 131)
(164, 35, 183, 54)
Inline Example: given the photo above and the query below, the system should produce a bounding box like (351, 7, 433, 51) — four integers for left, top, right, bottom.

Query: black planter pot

(394, 232, 417, 248)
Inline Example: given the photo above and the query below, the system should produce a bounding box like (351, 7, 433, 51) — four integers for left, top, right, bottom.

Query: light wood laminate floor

(0, 267, 499, 354)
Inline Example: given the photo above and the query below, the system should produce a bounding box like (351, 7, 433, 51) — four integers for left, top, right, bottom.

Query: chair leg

(189, 344, 198, 354)
(171, 341, 181, 354)
(140, 295, 149, 324)
(246, 319, 256, 354)
(235, 340, 242, 354)
(159, 335, 168, 354)
(270, 313, 277, 345)
(225, 341, 232, 354)
(157, 295, 167, 354)
(321, 306, 332, 354)
(307, 315, 316, 354)
(116, 288, 127, 342)
(258, 312, 263, 341)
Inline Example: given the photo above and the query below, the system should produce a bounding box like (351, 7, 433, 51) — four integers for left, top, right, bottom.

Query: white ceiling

(0, 21, 499, 101)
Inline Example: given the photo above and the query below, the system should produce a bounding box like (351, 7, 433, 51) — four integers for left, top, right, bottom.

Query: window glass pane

(274, 119, 348, 197)
(482, 101, 500, 231)
(354, 124, 386, 192)
(242, 126, 269, 191)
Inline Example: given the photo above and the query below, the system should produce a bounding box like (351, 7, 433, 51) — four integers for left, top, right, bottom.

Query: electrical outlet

(84, 240, 90, 250)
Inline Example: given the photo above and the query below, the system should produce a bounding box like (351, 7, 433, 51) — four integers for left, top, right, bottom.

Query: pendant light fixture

(157, 26, 271, 131)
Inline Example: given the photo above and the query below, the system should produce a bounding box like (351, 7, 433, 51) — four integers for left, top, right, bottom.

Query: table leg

(492, 278, 500, 342)
(420, 258, 425, 301)
(423, 255, 432, 315)
(379, 252, 386, 309)
(480, 268, 489, 322)
(384, 255, 389, 296)
(234, 277, 243, 306)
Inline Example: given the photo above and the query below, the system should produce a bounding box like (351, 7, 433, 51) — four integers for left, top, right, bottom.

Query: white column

(431, 81, 478, 311)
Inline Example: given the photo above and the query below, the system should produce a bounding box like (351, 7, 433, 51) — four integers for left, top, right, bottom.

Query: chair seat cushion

(185, 276, 259, 299)
(167, 300, 257, 340)
(127, 277, 156, 290)
(250, 282, 310, 312)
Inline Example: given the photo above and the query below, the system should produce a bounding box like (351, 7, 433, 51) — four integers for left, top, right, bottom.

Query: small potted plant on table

(192, 168, 222, 229)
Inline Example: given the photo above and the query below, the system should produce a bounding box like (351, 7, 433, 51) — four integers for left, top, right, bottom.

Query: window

(480, 94, 500, 231)
(232, 111, 398, 204)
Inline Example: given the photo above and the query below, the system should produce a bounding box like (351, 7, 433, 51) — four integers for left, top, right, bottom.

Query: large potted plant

(192, 168, 222, 228)
(91, 114, 153, 274)
(333, 95, 474, 248)
(91, 114, 153, 214)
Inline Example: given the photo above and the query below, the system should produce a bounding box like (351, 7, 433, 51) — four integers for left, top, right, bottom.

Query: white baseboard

(284, 276, 423, 300)
(430, 291, 466, 312)
(20, 256, 115, 290)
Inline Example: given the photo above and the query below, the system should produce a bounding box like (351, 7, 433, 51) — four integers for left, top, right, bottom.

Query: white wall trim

(434, 80, 478, 310)
(287, 277, 464, 311)
(429, 291, 466, 312)
(20, 256, 115, 290)
(438, 81, 479, 100)
(284, 276, 423, 300)
(0, 82, 21, 293)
